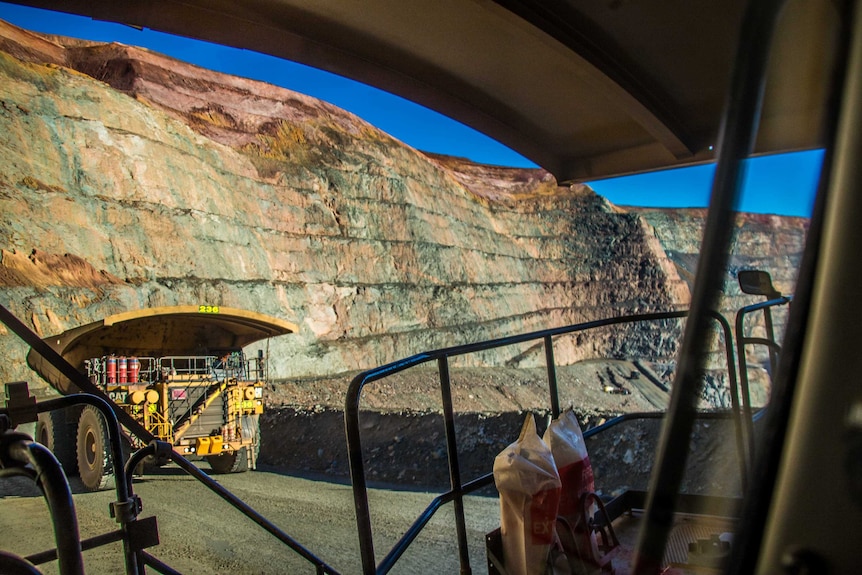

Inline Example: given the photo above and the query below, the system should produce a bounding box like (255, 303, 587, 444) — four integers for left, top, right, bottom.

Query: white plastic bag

(494, 413, 561, 575)
(543, 409, 600, 573)
(543, 409, 594, 520)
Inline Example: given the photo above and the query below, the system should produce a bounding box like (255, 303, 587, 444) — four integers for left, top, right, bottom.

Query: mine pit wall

(0, 29, 690, 396)
(635, 208, 808, 406)
(283, 189, 691, 377)
(0, 23, 806, 413)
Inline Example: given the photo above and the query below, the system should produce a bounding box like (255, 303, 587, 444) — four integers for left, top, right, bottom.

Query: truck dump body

(27, 305, 298, 395)
(25, 306, 297, 488)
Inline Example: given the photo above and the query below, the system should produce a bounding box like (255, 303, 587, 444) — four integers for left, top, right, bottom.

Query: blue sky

(0, 2, 821, 217)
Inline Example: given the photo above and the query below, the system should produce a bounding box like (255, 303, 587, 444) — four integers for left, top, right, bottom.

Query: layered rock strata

(634, 208, 808, 404)
(0, 20, 803, 410)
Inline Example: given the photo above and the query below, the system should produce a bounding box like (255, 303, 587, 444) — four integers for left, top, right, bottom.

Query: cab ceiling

(8, 0, 837, 182)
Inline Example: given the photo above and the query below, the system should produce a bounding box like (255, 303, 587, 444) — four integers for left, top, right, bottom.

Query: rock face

(632, 208, 807, 405)
(0, 20, 804, 407)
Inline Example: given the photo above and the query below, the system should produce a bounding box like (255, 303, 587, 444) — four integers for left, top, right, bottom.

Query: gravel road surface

(1, 463, 500, 574)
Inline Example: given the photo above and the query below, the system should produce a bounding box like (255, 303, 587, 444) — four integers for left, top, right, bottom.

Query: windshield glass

(0, 2, 829, 574)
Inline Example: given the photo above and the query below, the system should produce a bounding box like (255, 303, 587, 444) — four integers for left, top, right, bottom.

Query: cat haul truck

(25, 305, 298, 491)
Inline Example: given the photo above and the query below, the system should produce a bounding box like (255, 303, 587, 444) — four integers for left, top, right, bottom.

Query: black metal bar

(724, 345, 748, 492)
(459, 472, 495, 494)
(376, 468, 503, 573)
(140, 551, 183, 575)
(124, 442, 157, 495)
(438, 357, 471, 575)
(763, 307, 779, 374)
(735, 310, 757, 469)
(698, 311, 748, 492)
(4, 436, 84, 575)
(737, 296, 793, 315)
(712, 309, 749, 494)
(595, 490, 646, 525)
(583, 409, 742, 439)
(2, 392, 146, 574)
(125, 438, 337, 573)
(544, 335, 561, 419)
(27, 395, 141, 575)
(345, 310, 756, 395)
(739, 337, 782, 352)
(353, 313, 690, 404)
(376, 470, 501, 573)
(632, 0, 785, 571)
(585, 405, 750, 496)
(377, 496, 447, 572)
(734, 296, 791, 468)
(345, 372, 380, 574)
(727, 0, 854, 569)
(25, 529, 125, 566)
(0, 551, 42, 575)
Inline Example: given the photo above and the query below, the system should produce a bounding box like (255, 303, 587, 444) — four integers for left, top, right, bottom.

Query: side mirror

(738, 269, 781, 299)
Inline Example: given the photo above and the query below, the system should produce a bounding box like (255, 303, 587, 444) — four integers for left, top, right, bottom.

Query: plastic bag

(543, 409, 594, 520)
(494, 413, 561, 575)
(543, 409, 602, 574)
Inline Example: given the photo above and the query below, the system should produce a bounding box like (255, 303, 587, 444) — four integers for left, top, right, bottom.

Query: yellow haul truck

(26, 305, 298, 491)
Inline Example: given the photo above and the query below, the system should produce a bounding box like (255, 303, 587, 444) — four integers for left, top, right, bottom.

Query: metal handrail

(345, 309, 742, 574)
(0, 303, 338, 574)
(734, 295, 792, 468)
(1, 394, 341, 575)
(1, 393, 141, 574)
(2, 434, 84, 574)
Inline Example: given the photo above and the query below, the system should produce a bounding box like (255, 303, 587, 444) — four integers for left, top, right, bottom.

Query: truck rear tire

(208, 415, 260, 473)
(207, 448, 249, 473)
(242, 414, 260, 469)
(35, 409, 78, 474)
(76, 406, 111, 491)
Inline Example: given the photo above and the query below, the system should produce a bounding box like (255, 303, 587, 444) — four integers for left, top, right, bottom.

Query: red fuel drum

(129, 357, 140, 383)
(118, 356, 128, 384)
(107, 356, 117, 384)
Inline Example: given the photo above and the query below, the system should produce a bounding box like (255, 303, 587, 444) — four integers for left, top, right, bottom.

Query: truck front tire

(207, 448, 249, 473)
(76, 406, 111, 491)
(207, 414, 260, 473)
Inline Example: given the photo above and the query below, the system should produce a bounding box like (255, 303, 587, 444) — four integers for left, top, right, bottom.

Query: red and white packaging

(494, 413, 562, 575)
(543, 409, 599, 571)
